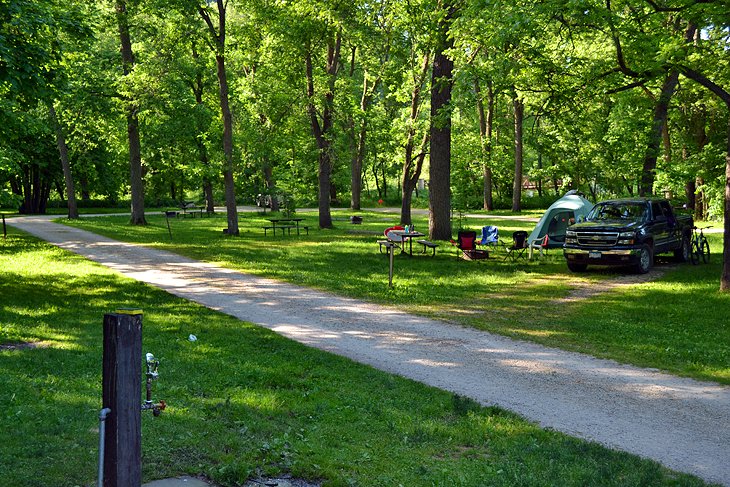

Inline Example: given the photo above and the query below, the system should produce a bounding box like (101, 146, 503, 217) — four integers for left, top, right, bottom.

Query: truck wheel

(567, 262, 588, 272)
(636, 244, 653, 274)
(674, 234, 690, 262)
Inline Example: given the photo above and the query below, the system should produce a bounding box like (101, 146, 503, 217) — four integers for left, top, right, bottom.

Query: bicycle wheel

(690, 239, 700, 265)
(700, 237, 710, 264)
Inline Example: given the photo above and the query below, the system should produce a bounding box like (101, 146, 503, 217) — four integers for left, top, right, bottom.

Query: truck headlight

(618, 231, 635, 245)
(565, 230, 577, 244)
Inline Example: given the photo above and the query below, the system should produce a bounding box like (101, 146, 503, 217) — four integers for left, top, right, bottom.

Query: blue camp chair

(478, 226, 499, 247)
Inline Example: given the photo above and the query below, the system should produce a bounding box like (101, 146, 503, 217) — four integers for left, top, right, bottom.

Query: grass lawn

(0, 232, 716, 486)
(59, 208, 730, 385)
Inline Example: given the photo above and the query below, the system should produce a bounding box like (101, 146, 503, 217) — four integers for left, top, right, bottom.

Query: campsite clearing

(57, 209, 730, 385)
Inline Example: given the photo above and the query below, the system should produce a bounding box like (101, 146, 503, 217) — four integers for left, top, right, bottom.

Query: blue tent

(527, 191, 593, 248)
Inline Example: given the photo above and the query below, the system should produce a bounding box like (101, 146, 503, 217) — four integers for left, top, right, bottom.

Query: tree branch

(677, 65, 730, 106)
(606, 80, 648, 94)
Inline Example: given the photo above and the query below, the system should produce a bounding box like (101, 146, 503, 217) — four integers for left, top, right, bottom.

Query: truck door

(651, 201, 670, 253)
(659, 200, 680, 246)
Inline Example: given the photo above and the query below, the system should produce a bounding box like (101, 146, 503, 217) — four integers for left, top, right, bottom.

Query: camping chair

(503, 230, 529, 261)
(478, 226, 499, 248)
(451, 230, 488, 260)
(529, 234, 550, 260)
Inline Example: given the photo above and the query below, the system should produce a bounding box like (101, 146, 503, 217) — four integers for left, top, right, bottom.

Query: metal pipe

(388, 242, 394, 287)
(97, 407, 112, 487)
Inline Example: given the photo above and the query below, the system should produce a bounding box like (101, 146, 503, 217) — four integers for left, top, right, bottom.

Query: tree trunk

(194, 105, 215, 213)
(200, 2, 239, 235)
(639, 71, 679, 196)
(721, 116, 730, 291)
(475, 79, 494, 211)
(401, 132, 429, 225)
(695, 177, 705, 221)
(428, 2, 455, 241)
(217, 54, 239, 234)
(48, 103, 78, 219)
(305, 33, 341, 229)
(373, 163, 382, 199)
(512, 95, 524, 212)
(351, 75, 374, 211)
(80, 174, 90, 201)
(351, 33, 388, 211)
(116, 0, 146, 225)
(662, 119, 671, 167)
(637, 24, 696, 196)
(401, 53, 430, 225)
(16, 165, 51, 214)
(192, 43, 215, 214)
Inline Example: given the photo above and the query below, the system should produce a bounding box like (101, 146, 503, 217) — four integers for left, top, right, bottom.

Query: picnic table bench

(263, 218, 309, 236)
(377, 239, 396, 253)
(416, 239, 437, 256)
(378, 233, 436, 256)
(167, 202, 210, 218)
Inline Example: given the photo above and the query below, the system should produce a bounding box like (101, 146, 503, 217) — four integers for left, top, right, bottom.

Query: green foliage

(1, 0, 729, 226)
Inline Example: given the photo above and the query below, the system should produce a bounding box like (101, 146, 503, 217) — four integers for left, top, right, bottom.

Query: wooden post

(102, 309, 143, 487)
(2, 214, 6, 239)
(165, 213, 172, 240)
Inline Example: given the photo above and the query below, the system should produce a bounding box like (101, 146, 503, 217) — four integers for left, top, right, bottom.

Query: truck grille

(576, 231, 619, 247)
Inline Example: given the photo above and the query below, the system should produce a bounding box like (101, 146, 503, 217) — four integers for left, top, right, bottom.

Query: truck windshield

(587, 202, 647, 222)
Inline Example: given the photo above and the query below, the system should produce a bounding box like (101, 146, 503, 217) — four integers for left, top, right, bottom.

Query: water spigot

(142, 352, 165, 416)
(145, 353, 159, 380)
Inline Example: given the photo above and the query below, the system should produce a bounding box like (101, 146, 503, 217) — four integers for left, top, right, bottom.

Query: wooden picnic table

(389, 230, 425, 256)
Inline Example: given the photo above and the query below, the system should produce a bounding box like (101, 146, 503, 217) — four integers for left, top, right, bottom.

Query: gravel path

(8, 215, 730, 486)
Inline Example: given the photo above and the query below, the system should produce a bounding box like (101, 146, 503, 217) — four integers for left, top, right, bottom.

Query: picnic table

(167, 202, 207, 218)
(263, 218, 308, 236)
(389, 230, 425, 256)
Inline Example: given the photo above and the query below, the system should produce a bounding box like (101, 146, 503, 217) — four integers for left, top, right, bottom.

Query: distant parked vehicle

(255, 194, 281, 208)
(563, 198, 693, 274)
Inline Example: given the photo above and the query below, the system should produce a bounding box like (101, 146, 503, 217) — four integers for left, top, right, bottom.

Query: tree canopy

(1, 0, 729, 286)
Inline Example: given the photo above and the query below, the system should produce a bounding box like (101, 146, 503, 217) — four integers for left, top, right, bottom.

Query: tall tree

(305, 31, 342, 229)
(512, 94, 524, 212)
(675, 67, 730, 291)
(428, 0, 456, 240)
(401, 52, 430, 225)
(198, 0, 239, 235)
(189, 41, 216, 214)
(475, 78, 495, 210)
(115, 0, 146, 224)
(48, 102, 78, 218)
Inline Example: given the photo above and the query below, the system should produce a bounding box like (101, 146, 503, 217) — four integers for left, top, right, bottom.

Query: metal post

(165, 214, 172, 240)
(388, 242, 394, 288)
(102, 309, 143, 487)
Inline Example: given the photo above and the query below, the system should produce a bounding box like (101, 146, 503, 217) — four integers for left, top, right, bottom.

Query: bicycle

(690, 226, 711, 265)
